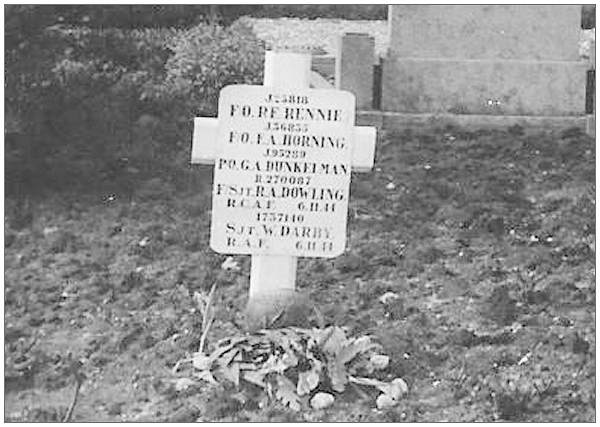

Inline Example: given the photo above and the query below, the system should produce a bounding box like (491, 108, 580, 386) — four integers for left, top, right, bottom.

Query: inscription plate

(210, 85, 355, 257)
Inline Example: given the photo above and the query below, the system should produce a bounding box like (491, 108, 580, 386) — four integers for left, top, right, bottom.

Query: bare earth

(5, 125, 595, 421)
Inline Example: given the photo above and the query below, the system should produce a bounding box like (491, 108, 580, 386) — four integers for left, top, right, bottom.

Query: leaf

(236, 362, 257, 371)
(258, 354, 290, 375)
(215, 335, 249, 349)
(216, 348, 240, 369)
(260, 328, 303, 353)
(256, 348, 298, 375)
(321, 327, 348, 355)
(209, 336, 248, 361)
(303, 328, 319, 349)
(281, 351, 298, 369)
(338, 336, 379, 365)
(349, 376, 408, 400)
(242, 370, 266, 388)
(220, 361, 240, 387)
(348, 354, 374, 376)
(348, 375, 385, 388)
(297, 369, 320, 396)
(195, 369, 217, 384)
(192, 353, 212, 371)
(275, 374, 301, 411)
(280, 328, 304, 352)
(368, 354, 390, 371)
(327, 356, 347, 393)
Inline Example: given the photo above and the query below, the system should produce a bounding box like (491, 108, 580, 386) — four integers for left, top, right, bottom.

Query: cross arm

(351, 126, 376, 172)
(191, 118, 376, 172)
(191, 117, 219, 165)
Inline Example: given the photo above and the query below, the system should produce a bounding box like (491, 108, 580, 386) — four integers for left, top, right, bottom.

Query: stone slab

(388, 5, 582, 61)
(382, 58, 588, 116)
(356, 110, 588, 131)
(336, 33, 375, 110)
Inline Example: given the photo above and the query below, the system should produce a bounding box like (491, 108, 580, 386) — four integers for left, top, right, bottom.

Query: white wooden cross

(191, 51, 376, 327)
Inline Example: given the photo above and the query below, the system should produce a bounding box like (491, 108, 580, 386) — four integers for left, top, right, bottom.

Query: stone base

(357, 110, 588, 131)
(382, 57, 587, 116)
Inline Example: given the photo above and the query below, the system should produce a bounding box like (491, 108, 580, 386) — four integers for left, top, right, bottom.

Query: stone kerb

(381, 5, 588, 121)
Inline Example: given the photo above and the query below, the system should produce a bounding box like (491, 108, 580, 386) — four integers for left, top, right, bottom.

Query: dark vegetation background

(4, 4, 595, 202)
(5, 5, 386, 204)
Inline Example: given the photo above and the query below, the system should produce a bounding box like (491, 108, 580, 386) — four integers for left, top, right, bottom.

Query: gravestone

(382, 5, 587, 122)
(192, 51, 376, 328)
(336, 32, 375, 109)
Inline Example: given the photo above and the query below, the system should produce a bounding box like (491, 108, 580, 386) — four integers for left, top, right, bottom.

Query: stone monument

(381, 5, 588, 128)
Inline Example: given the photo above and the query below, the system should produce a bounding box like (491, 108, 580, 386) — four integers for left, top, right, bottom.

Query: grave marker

(381, 5, 588, 129)
(192, 51, 376, 327)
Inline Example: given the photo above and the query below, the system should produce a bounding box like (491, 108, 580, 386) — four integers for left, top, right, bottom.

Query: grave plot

(5, 124, 594, 422)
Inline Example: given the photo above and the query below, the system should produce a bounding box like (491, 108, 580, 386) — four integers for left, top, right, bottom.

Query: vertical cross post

(245, 51, 311, 325)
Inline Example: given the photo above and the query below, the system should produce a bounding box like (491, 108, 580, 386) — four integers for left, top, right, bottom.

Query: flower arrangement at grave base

(175, 326, 408, 411)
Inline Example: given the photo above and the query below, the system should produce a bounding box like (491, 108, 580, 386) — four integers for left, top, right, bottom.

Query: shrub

(6, 5, 388, 32)
(6, 15, 266, 194)
(162, 20, 265, 117)
(253, 5, 388, 20)
(5, 5, 215, 30)
(212, 5, 388, 24)
(5, 22, 183, 192)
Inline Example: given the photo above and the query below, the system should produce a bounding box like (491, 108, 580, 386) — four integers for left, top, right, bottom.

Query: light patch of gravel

(240, 17, 388, 57)
(242, 17, 594, 60)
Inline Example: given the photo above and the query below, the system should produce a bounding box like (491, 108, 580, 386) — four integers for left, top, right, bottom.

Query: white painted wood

(191, 117, 218, 165)
(351, 126, 377, 172)
(209, 85, 354, 258)
(264, 51, 311, 89)
(250, 255, 297, 298)
(193, 98, 376, 174)
(250, 51, 310, 301)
